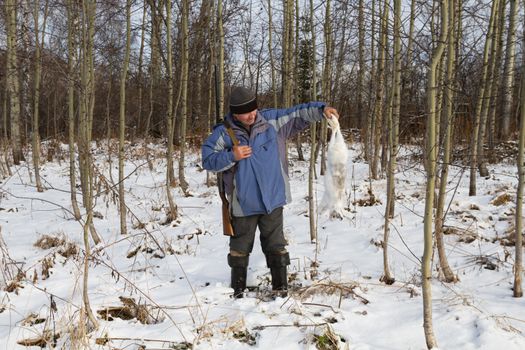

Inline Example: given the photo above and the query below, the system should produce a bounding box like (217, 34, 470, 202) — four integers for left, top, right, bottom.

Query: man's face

(233, 110, 257, 127)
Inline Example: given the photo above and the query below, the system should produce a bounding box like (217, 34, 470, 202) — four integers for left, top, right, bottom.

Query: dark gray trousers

(230, 207, 287, 255)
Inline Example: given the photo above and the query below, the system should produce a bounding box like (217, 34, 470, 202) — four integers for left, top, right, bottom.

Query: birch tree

(32, 0, 48, 193)
(365, 0, 377, 164)
(469, 0, 498, 196)
(357, 0, 365, 129)
(476, 0, 501, 177)
(283, 0, 294, 107)
(501, 0, 518, 140)
(435, 0, 458, 283)
(267, 0, 278, 107)
(513, 34, 525, 298)
(381, 0, 400, 285)
(66, 0, 81, 220)
(137, 3, 147, 137)
(217, 0, 225, 116)
(371, 0, 388, 180)
(486, 0, 506, 158)
(146, 0, 162, 136)
(308, 0, 317, 243)
(423, 1, 448, 348)
(78, 0, 100, 330)
(319, 0, 332, 176)
(178, 0, 190, 194)
(165, 0, 178, 221)
(6, 0, 24, 164)
(118, 0, 132, 235)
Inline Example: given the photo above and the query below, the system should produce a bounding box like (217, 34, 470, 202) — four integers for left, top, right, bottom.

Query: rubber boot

(228, 254, 249, 298)
(266, 252, 290, 298)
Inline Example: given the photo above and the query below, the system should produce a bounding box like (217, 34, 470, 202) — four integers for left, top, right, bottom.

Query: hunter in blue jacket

(202, 86, 339, 298)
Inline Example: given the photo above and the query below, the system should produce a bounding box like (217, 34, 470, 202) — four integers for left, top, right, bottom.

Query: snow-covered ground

(0, 140, 523, 349)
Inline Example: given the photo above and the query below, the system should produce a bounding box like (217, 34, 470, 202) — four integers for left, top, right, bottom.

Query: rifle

(214, 66, 238, 236)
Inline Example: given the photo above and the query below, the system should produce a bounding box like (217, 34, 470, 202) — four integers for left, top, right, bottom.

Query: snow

(0, 140, 523, 349)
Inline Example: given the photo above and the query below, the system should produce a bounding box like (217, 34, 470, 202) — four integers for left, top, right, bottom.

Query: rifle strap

(223, 119, 240, 146)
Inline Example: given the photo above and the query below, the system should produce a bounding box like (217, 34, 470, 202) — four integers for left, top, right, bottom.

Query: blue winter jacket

(202, 102, 326, 217)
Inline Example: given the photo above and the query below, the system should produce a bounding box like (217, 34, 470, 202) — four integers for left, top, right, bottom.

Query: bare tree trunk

(268, 0, 277, 107)
(435, 0, 458, 283)
(217, 0, 225, 116)
(118, 0, 131, 235)
(357, 0, 365, 129)
(501, 0, 518, 140)
(165, 0, 178, 221)
(21, 1, 32, 154)
(371, 0, 388, 180)
(381, 0, 401, 286)
(476, 0, 501, 177)
(487, 0, 506, 159)
(105, 76, 114, 178)
(178, 0, 190, 194)
(137, 2, 147, 138)
(2, 83, 7, 141)
(406, 0, 416, 68)
(79, 0, 100, 330)
(308, 0, 318, 243)
(513, 34, 525, 298)
(154, 1, 173, 186)
(207, 1, 215, 133)
(423, 1, 448, 348)
(6, 0, 24, 164)
(294, 0, 304, 161)
(66, 0, 81, 220)
(205, 2, 215, 188)
(365, 0, 377, 164)
(283, 0, 293, 108)
(146, 0, 162, 137)
(469, 0, 498, 196)
(32, 0, 48, 193)
(333, 0, 348, 120)
(319, 0, 332, 176)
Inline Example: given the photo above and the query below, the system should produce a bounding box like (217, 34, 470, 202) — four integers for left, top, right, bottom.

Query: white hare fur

(321, 117, 348, 219)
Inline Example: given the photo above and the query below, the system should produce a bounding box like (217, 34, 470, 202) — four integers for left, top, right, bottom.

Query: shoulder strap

(223, 119, 240, 146)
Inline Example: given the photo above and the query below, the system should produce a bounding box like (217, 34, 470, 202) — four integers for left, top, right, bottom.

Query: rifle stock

(217, 172, 234, 236)
(221, 201, 234, 236)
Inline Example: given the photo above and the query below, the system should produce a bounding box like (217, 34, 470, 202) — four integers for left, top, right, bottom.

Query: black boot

(228, 254, 249, 298)
(266, 252, 290, 297)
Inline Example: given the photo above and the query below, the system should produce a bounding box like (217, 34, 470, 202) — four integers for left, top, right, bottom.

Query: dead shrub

(97, 296, 159, 324)
(5, 270, 25, 293)
(17, 330, 59, 347)
(58, 242, 78, 259)
(297, 281, 369, 304)
(443, 226, 479, 244)
(34, 234, 65, 250)
(497, 232, 525, 247)
(34, 234, 78, 259)
(41, 256, 55, 280)
(353, 188, 381, 207)
(491, 193, 512, 206)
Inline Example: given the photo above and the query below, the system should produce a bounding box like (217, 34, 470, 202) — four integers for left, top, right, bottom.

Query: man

(202, 86, 339, 298)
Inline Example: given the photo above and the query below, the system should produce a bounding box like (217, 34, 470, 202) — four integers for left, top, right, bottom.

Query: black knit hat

(229, 86, 257, 114)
